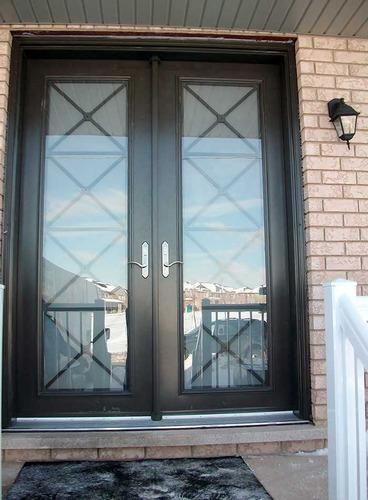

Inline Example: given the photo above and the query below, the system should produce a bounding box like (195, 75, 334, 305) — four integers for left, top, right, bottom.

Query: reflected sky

(42, 81, 267, 293)
(43, 136, 128, 290)
(182, 83, 266, 290)
(43, 135, 265, 291)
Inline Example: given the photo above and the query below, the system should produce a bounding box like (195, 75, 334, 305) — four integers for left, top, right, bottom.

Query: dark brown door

(16, 58, 153, 416)
(156, 61, 296, 413)
(14, 56, 296, 419)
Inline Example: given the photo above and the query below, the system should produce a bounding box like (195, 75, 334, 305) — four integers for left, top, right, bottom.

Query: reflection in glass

(182, 83, 268, 390)
(42, 81, 128, 392)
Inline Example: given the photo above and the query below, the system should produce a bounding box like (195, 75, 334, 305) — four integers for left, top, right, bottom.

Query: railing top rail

(46, 303, 106, 312)
(201, 303, 267, 312)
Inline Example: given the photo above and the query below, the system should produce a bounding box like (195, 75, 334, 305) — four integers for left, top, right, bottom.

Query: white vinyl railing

(324, 279, 368, 500)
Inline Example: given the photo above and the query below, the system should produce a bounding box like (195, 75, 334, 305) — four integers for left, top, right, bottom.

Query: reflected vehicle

(184, 315, 267, 389)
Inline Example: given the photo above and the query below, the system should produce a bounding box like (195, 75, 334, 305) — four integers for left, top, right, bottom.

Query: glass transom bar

(181, 82, 268, 391)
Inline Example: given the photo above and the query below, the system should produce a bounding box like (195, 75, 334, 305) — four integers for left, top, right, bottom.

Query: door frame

(2, 33, 309, 428)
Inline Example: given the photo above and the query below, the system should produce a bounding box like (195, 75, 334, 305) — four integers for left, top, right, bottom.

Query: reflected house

(87, 280, 128, 314)
(44, 258, 102, 305)
(183, 281, 267, 312)
(43, 259, 127, 392)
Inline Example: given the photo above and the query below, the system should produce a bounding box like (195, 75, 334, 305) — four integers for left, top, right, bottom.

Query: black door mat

(5, 456, 272, 499)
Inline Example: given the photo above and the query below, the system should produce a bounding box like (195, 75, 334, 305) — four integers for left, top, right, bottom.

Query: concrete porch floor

(2, 454, 328, 499)
(246, 455, 328, 499)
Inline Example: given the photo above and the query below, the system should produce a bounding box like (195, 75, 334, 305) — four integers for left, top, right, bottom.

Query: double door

(15, 56, 295, 418)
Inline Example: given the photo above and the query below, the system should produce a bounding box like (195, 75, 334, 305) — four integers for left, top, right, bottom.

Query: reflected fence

(44, 298, 268, 393)
(185, 300, 268, 390)
(44, 300, 126, 391)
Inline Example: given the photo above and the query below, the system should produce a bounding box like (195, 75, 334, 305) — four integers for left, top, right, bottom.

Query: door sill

(8, 411, 308, 431)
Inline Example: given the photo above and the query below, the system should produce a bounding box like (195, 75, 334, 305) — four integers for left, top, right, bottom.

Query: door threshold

(9, 411, 308, 431)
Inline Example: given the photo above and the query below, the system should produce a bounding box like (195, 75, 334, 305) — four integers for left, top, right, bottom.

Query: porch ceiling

(0, 0, 367, 38)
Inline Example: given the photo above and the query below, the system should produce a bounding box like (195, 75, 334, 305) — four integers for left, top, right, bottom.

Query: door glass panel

(182, 83, 268, 391)
(42, 81, 128, 392)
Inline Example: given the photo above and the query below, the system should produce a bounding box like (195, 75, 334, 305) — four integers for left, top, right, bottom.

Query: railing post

(201, 299, 212, 388)
(354, 350, 366, 500)
(324, 279, 359, 500)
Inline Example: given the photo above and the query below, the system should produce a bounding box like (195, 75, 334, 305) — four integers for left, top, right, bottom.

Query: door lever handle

(129, 261, 146, 268)
(162, 241, 183, 278)
(166, 260, 183, 268)
(128, 241, 149, 278)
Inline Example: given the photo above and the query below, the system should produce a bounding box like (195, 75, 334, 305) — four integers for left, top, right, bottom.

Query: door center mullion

(150, 55, 162, 421)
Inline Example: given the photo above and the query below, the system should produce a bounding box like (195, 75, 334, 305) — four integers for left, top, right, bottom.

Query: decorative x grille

(43, 81, 128, 391)
(182, 83, 264, 288)
(182, 83, 267, 389)
(45, 308, 125, 390)
(45, 81, 127, 307)
(191, 320, 264, 386)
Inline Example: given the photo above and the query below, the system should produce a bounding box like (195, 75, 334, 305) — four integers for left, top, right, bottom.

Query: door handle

(162, 241, 183, 278)
(129, 241, 149, 278)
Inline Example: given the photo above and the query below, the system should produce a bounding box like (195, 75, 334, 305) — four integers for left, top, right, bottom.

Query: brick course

(3, 440, 328, 463)
(0, 30, 10, 264)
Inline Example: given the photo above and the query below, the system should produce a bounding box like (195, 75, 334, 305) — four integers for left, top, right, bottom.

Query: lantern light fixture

(328, 98, 359, 149)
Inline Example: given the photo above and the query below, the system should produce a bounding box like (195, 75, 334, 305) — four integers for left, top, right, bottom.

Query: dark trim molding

(281, 45, 311, 421)
(2, 37, 25, 427)
(2, 34, 310, 427)
(11, 29, 297, 42)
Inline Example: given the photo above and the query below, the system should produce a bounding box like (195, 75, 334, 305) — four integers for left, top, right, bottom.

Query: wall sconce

(328, 98, 359, 149)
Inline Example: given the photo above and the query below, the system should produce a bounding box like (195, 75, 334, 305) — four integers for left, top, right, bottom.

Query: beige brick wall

(296, 35, 368, 425)
(0, 25, 368, 430)
(0, 29, 11, 262)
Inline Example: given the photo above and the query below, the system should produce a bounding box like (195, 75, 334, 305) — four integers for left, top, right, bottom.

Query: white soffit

(0, 0, 367, 38)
